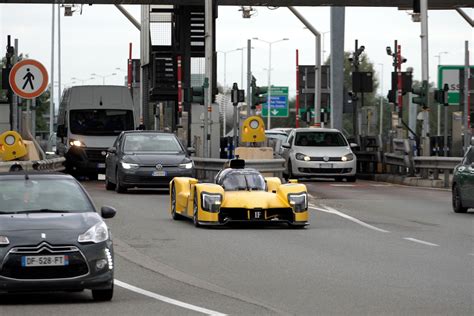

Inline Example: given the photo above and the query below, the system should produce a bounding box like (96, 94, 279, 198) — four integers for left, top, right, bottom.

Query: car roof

(294, 127, 342, 133)
(0, 172, 76, 180)
(122, 130, 174, 135)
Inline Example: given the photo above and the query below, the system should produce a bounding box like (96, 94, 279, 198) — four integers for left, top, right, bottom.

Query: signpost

(438, 65, 474, 105)
(261, 86, 289, 117)
(9, 59, 49, 99)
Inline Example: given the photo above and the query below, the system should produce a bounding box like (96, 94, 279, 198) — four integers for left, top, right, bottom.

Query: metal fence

(0, 157, 65, 173)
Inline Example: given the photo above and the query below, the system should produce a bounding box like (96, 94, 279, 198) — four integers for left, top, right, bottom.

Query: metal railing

(0, 157, 66, 173)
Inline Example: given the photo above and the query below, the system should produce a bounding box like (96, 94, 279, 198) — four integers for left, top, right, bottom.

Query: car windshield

(0, 178, 95, 213)
(221, 171, 266, 191)
(124, 134, 183, 153)
(295, 131, 348, 147)
(70, 109, 134, 135)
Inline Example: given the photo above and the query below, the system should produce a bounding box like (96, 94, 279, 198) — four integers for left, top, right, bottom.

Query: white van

(56, 85, 138, 178)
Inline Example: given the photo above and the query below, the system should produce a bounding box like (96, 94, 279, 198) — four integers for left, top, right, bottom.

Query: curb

(359, 173, 450, 189)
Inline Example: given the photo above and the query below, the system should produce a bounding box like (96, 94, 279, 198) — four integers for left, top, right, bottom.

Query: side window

(464, 148, 474, 165)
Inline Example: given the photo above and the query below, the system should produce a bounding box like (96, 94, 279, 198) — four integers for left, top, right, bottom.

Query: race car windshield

(222, 172, 266, 191)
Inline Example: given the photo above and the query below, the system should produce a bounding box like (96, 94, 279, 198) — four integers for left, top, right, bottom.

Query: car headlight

(78, 222, 109, 244)
(341, 153, 354, 162)
(179, 161, 193, 169)
(295, 153, 311, 161)
(0, 236, 10, 246)
(201, 193, 222, 213)
(121, 162, 139, 170)
(69, 139, 86, 147)
(288, 193, 308, 212)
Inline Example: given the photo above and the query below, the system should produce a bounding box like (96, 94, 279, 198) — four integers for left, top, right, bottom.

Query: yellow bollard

(0, 131, 28, 161)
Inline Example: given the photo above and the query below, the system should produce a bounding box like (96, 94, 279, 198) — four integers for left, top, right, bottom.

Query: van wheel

(346, 176, 356, 183)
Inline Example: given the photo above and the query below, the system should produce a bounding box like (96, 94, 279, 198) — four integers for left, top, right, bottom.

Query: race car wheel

(193, 190, 201, 227)
(171, 185, 182, 220)
(452, 185, 468, 213)
(289, 223, 306, 229)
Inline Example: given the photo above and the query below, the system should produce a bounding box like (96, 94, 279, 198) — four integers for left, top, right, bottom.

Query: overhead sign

(261, 86, 289, 118)
(438, 65, 474, 105)
(9, 59, 49, 99)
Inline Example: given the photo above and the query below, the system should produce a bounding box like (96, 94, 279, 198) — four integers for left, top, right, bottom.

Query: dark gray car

(0, 172, 116, 301)
(105, 131, 194, 193)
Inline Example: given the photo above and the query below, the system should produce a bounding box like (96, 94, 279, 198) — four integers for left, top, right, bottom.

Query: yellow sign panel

(241, 116, 266, 143)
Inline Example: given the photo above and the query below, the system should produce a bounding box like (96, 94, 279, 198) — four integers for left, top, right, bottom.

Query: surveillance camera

(348, 57, 353, 62)
(386, 47, 392, 56)
(402, 57, 407, 63)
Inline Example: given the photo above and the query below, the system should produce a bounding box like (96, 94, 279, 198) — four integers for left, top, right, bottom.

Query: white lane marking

(115, 279, 227, 316)
(370, 184, 393, 187)
(330, 184, 356, 187)
(309, 204, 390, 233)
(403, 238, 439, 247)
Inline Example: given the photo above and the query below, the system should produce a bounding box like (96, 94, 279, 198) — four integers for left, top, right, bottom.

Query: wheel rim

(193, 193, 198, 224)
(171, 187, 176, 215)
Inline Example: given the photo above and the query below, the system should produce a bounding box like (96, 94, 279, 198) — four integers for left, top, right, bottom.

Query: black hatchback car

(105, 131, 194, 193)
(0, 172, 116, 301)
(452, 146, 474, 213)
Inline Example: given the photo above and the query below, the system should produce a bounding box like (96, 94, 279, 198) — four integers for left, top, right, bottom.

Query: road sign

(261, 86, 289, 117)
(438, 65, 474, 105)
(9, 59, 49, 99)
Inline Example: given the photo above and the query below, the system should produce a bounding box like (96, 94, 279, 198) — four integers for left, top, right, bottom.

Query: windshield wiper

(14, 209, 69, 214)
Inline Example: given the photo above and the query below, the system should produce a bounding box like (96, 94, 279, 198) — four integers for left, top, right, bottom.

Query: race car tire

(171, 185, 183, 220)
(452, 185, 468, 213)
(193, 190, 201, 227)
(289, 223, 306, 229)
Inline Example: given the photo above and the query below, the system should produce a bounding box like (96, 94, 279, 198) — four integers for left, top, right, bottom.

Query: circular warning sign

(9, 59, 49, 99)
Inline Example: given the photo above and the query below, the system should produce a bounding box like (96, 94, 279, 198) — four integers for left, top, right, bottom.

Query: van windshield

(70, 109, 134, 135)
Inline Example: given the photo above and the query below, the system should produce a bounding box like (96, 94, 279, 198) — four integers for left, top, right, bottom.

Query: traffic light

(250, 76, 268, 110)
(184, 86, 204, 105)
(434, 84, 449, 106)
(412, 81, 428, 109)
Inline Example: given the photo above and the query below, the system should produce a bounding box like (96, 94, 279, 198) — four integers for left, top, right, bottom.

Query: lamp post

(91, 73, 117, 85)
(322, 31, 330, 63)
(377, 63, 384, 136)
(252, 37, 289, 130)
(434, 51, 448, 136)
(217, 49, 241, 91)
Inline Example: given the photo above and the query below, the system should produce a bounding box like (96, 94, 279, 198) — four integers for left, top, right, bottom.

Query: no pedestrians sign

(9, 59, 49, 99)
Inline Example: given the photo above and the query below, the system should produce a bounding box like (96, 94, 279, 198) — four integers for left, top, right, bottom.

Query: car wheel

(92, 287, 114, 302)
(115, 170, 126, 194)
(285, 160, 296, 182)
(193, 190, 201, 227)
(334, 176, 343, 182)
(105, 176, 115, 191)
(87, 173, 98, 181)
(452, 185, 468, 213)
(171, 185, 182, 220)
(346, 176, 357, 183)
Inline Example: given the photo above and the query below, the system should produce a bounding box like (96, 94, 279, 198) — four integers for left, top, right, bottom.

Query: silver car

(281, 128, 357, 182)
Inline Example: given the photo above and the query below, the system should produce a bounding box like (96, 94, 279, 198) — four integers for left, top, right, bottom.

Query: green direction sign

(261, 86, 289, 117)
(438, 65, 474, 105)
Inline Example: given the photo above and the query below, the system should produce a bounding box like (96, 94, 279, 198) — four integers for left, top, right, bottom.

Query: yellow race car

(169, 159, 309, 228)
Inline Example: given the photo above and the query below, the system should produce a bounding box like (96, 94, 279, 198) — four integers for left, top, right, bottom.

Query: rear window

(295, 132, 347, 147)
(0, 179, 94, 213)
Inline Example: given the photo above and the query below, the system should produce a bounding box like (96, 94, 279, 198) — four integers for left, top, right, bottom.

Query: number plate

(22, 255, 69, 267)
(250, 210, 264, 220)
(152, 171, 166, 177)
(319, 163, 333, 168)
(97, 163, 106, 168)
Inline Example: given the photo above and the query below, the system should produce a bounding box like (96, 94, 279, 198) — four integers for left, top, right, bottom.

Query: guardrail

(192, 157, 286, 180)
(0, 157, 66, 173)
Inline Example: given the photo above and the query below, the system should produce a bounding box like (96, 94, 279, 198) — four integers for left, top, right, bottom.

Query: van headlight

(179, 161, 193, 169)
(78, 222, 109, 244)
(341, 153, 354, 162)
(288, 193, 308, 212)
(201, 193, 222, 212)
(69, 139, 86, 147)
(121, 162, 139, 170)
(0, 236, 10, 246)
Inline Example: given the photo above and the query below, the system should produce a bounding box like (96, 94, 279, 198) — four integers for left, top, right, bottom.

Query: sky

(0, 4, 472, 106)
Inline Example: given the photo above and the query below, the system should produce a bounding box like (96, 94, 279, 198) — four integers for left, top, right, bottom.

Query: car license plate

(152, 171, 166, 177)
(97, 163, 106, 168)
(250, 210, 264, 220)
(22, 255, 69, 267)
(319, 163, 333, 168)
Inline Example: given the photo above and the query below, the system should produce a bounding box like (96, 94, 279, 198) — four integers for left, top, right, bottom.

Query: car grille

(308, 156, 342, 162)
(0, 242, 89, 280)
(218, 208, 294, 222)
(122, 174, 173, 184)
(298, 168, 353, 174)
(85, 149, 107, 163)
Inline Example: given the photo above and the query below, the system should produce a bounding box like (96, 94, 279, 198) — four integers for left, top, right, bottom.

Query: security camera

(348, 57, 354, 63)
(386, 46, 392, 56)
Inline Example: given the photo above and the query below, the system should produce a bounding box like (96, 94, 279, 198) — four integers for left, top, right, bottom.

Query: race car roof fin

(229, 159, 245, 169)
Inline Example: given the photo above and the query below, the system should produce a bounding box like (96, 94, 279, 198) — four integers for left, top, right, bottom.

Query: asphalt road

(1, 179, 473, 315)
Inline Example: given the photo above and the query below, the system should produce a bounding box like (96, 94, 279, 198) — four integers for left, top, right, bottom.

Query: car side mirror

(57, 125, 67, 138)
(350, 143, 359, 148)
(282, 142, 291, 149)
(471, 162, 474, 168)
(101, 205, 116, 219)
(187, 147, 196, 155)
(107, 147, 116, 154)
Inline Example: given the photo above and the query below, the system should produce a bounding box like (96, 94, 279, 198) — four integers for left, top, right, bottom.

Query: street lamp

(434, 51, 448, 136)
(321, 31, 330, 63)
(252, 37, 289, 129)
(377, 63, 384, 136)
(217, 49, 242, 91)
(91, 73, 117, 85)
(71, 76, 94, 84)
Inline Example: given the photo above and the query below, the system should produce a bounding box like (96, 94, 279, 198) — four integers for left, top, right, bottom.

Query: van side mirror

(350, 143, 359, 148)
(57, 125, 67, 138)
(107, 147, 116, 154)
(187, 147, 196, 155)
(282, 142, 291, 149)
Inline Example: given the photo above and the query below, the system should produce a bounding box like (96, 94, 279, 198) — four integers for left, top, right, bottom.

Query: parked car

(266, 130, 290, 157)
(266, 129, 291, 142)
(0, 172, 116, 301)
(105, 131, 195, 193)
(281, 128, 357, 182)
(452, 146, 474, 213)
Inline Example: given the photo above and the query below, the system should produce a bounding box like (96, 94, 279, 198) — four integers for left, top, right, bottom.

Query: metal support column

(330, 7, 345, 131)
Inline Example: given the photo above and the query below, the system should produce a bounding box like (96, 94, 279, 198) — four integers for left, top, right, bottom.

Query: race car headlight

(201, 193, 222, 213)
(295, 153, 311, 161)
(179, 161, 193, 169)
(0, 236, 10, 246)
(69, 139, 86, 147)
(288, 193, 308, 212)
(121, 162, 139, 170)
(78, 222, 109, 244)
(341, 153, 354, 162)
